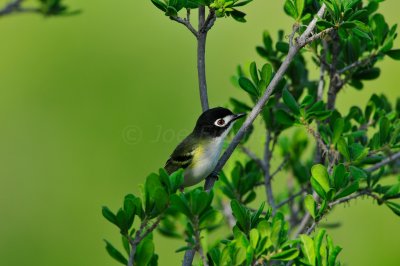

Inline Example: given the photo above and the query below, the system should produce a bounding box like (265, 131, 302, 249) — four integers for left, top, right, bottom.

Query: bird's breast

(183, 137, 225, 186)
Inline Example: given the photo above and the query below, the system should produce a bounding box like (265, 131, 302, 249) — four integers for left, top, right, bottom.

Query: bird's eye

(215, 119, 225, 127)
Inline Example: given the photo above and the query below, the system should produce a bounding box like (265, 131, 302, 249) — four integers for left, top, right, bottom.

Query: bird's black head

(193, 107, 246, 138)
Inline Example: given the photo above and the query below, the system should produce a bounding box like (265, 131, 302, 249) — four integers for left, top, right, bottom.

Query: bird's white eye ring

(215, 119, 225, 127)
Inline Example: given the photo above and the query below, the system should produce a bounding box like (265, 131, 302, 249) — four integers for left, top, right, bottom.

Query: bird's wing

(164, 135, 197, 174)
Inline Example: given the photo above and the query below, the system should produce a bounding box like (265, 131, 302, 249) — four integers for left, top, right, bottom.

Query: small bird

(165, 107, 246, 187)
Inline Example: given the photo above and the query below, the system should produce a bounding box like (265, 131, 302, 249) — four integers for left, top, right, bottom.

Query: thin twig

(240, 146, 267, 171)
(128, 216, 162, 266)
(270, 156, 289, 179)
(204, 3, 328, 192)
(300, 27, 335, 47)
(264, 132, 275, 212)
(264, 131, 275, 213)
(338, 54, 377, 74)
(275, 188, 306, 209)
(170, 16, 198, 38)
(0, 0, 40, 16)
(365, 151, 400, 173)
(193, 217, 208, 266)
(221, 200, 236, 228)
(293, 212, 311, 238)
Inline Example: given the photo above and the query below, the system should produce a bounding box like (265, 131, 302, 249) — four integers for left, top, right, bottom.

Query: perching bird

(164, 107, 246, 187)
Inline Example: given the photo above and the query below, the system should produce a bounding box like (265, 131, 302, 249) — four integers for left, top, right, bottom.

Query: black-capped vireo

(165, 107, 246, 187)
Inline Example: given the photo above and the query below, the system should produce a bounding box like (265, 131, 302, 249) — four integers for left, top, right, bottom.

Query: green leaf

(169, 169, 184, 193)
(249, 228, 259, 249)
(102, 206, 118, 227)
(123, 195, 137, 228)
(340, 21, 357, 29)
(385, 49, 400, 60)
(276, 41, 290, 53)
(261, 63, 273, 83)
(314, 229, 326, 265)
(332, 118, 344, 145)
(334, 182, 359, 200)
(150, 0, 167, 12)
(353, 68, 380, 80)
(386, 201, 400, 216)
(311, 177, 327, 199)
(300, 95, 314, 108)
(170, 194, 192, 218)
(383, 184, 400, 200)
(379, 116, 390, 145)
(311, 164, 331, 193)
(135, 236, 155, 266)
(199, 209, 223, 229)
(230, 9, 247, 23)
(284, 0, 298, 19)
(349, 166, 367, 180)
(231, 200, 250, 233)
(304, 194, 316, 219)
(233, 0, 254, 7)
(153, 187, 169, 213)
(104, 240, 128, 265)
(300, 234, 316, 265)
(295, 0, 304, 19)
(239, 77, 259, 97)
(283, 88, 300, 115)
(249, 62, 259, 84)
(271, 248, 299, 261)
(332, 164, 346, 189)
(191, 190, 209, 215)
(276, 109, 295, 126)
(337, 137, 351, 161)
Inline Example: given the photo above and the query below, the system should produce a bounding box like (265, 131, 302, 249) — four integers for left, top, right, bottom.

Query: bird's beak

(232, 113, 246, 121)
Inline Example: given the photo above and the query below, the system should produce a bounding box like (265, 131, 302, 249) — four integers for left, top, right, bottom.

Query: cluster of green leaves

(207, 200, 342, 266)
(281, 88, 400, 218)
(297, 229, 342, 266)
(317, 0, 400, 89)
(103, 1, 400, 265)
(219, 160, 262, 205)
(210, 0, 253, 21)
(150, 0, 253, 21)
(102, 169, 184, 265)
(159, 188, 224, 252)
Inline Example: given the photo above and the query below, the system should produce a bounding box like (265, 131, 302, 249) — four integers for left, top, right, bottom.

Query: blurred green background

(0, 0, 399, 265)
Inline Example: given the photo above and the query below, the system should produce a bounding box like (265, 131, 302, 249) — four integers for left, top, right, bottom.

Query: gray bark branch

(204, 4, 327, 192)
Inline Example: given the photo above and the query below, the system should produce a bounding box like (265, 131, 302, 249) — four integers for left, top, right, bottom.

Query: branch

(204, 3, 328, 192)
(264, 132, 275, 211)
(293, 212, 311, 238)
(270, 155, 289, 179)
(338, 54, 377, 74)
(128, 216, 162, 266)
(183, 250, 196, 266)
(197, 6, 210, 111)
(240, 146, 267, 171)
(275, 188, 306, 209)
(300, 27, 335, 47)
(0, 0, 40, 16)
(366, 151, 400, 173)
(170, 15, 198, 38)
(201, 8, 216, 33)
